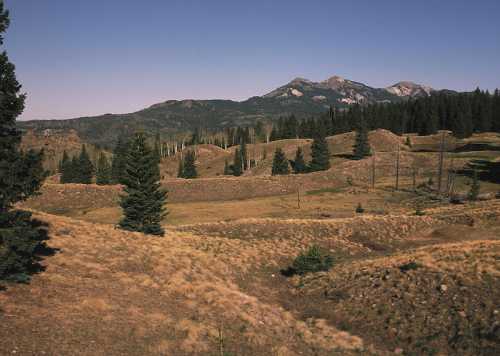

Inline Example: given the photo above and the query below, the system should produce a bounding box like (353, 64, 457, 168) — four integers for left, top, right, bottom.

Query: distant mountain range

(19, 75, 440, 147)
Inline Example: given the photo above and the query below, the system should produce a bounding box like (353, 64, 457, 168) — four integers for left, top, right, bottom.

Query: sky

(4, 0, 500, 121)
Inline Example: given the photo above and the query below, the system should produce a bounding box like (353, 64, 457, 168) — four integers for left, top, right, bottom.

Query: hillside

(20, 129, 106, 173)
(18, 75, 436, 147)
(3, 199, 499, 355)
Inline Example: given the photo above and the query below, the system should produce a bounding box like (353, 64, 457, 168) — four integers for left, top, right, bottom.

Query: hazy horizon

(5, 0, 500, 121)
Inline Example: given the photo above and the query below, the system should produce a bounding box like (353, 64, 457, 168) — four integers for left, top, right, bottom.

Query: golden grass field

(2, 130, 500, 355)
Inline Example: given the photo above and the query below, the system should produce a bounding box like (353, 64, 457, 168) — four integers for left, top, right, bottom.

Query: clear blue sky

(4, 0, 500, 120)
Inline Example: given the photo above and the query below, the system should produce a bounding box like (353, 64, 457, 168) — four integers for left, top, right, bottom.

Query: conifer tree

(309, 135, 330, 172)
(59, 150, 69, 183)
(111, 135, 129, 184)
(223, 159, 231, 175)
(119, 133, 167, 236)
(240, 139, 248, 170)
(292, 147, 307, 174)
(271, 148, 290, 175)
(468, 170, 480, 201)
(353, 120, 372, 160)
(78, 145, 94, 184)
(177, 158, 184, 178)
(180, 150, 197, 179)
(95, 152, 111, 185)
(68, 156, 79, 183)
(0, 4, 49, 281)
(232, 148, 243, 176)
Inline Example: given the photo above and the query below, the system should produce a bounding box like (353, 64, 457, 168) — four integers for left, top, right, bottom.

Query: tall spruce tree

(177, 157, 184, 178)
(111, 135, 129, 184)
(78, 145, 94, 184)
(232, 148, 243, 176)
(223, 159, 231, 175)
(353, 120, 372, 160)
(180, 150, 197, 179)
(468, 170, 480, 201)
(271, 148, 290, 175)
(0, 4, 49, 282)
(95, 152, 111, 185)
(309, 135, 330, 172)
(119, 133, 167, 236)
(292, 147, 307, 174)
(59, 150, 69, 183)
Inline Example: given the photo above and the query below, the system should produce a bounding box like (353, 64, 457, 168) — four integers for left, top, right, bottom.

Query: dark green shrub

(399, 261, 422, 272)
(291, 245, 334, 275)
(355, 203, 365, 214)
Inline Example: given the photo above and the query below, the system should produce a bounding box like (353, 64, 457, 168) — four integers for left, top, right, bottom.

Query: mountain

(19, 75, 436, 147)
(386, 81, 434, 98)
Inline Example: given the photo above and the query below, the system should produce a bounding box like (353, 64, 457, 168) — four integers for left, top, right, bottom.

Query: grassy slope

(2, 201, 499, 355)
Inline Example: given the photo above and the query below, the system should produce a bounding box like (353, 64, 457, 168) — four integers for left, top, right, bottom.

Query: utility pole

(395, 144, 400, 190)
(437, 131, 446, 194)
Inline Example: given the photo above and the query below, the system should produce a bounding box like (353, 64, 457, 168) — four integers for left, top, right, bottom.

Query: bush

(355, 203, 365, 214)
(291, 245, 334, 275)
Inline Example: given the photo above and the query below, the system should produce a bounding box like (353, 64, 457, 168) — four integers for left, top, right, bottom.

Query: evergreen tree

(177, 158, 184, 178)
(180, 150, 197, 179)
(111, 135, 129, 184)
(271, 148, 290, 175)
(0, 5, 49, 282)
(353, 120, 372, 160)
(309, 135, 331, 172)
(223, 159, 231, 175)
(292, 147, 307, 174)
(95, 152, 111, 185)
(68, 156, 79, 183)
(232, 148, 243, 176)
(59, 150, 70, 183)
(240, 139, 248, 170)
(468, 170, 480, 201)
(78, 145, 94, 184)
(119, 133, 167, 236)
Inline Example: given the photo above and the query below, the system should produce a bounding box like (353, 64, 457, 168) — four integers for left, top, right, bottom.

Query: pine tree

(232, 148, 243, 176)
(95, 152, 111, 185)
(292, 147, 307, 174)
(78, 145, 94, 184)
(353, 120, 371, 160)
(468, 170, 480, 201)
(59, 150, 69, 183)
(240, 139, 248, 170)
(119, 133, 167, 236)
(111, 135, 129, 184)
(0, 5, 49, 282)
(181, 150, 197, 179)
(271, 148, 290, 175)
(309, 135, 330, 172)
(68, 156, 79, 183)
(223, 159, 231, 175)
(177, 158, 184, 178)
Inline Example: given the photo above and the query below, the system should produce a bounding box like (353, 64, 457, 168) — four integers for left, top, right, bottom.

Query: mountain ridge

(19, 75, 439, 147)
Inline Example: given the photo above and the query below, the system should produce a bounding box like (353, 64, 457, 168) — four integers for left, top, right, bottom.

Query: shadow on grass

(456, 160, 500, 184)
